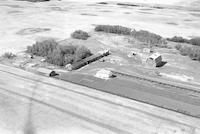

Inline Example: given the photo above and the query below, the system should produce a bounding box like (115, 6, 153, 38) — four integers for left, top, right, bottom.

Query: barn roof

(149, 53, 161, 60)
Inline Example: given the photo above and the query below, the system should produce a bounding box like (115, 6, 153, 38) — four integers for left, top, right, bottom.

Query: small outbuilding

(98, 49, 110, 56)
(65, 64, 73, 71)
(40, 58, 46, 62)
(143, 48, 153, 53)
(146, 53, 162, 67)
(95, 69, 113, 80)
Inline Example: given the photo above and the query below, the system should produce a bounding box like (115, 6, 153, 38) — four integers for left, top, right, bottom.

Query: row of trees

(167, 36, 200, 47)
(27, 39, 92, 66)
(94, 25, 166, 46)
(176, 44, 200, 61)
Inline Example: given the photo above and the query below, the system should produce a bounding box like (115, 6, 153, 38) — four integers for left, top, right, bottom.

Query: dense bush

(47, 48, 64, 66)
(131, 30, 165, 45)
(95, 25, 132, 35)
(2, 52, 16, 59)
(188, 47, 200, 60)
(74, 46, 93, 62)
(95, 25, 165, 45)
(179, 46, 192, 56)
(176, 45, 200, 61)
(167, 36, 190, 43)
(26, 39, 58, 57)
(27, 39, 92, 66)
(168, 36, 200, 47)
(190, 37, 200, 46)
(71, 30, 90, 40)
(175, 44, 182, 50)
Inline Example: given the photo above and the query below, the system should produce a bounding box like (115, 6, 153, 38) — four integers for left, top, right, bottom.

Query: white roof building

(98, 49, 110, 55)
(95, 69, 113, 80)
(149, 53, 162, 60)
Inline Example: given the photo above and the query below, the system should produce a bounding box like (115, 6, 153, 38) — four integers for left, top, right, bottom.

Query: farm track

(112, 71, 200, 94)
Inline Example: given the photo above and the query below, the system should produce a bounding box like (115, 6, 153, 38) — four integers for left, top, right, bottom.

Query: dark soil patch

(3, 4, 23, 8)
(137, 11, 153, 14)
(16, 0, 50, 2)
(7, 10, 22, 14)
(50, 7, 68, 12)
(152, 6, 164, 9)
(184, 19, 193, 22)
(190, 13, 200, 17)
(16, 28, 51, 35)
(166, 22, 178, 26)
(117, 3, 140, 7)
(99, 10, 112, 12)
(81, 13, 98, 16)
(97, 2, 108, 5)
(139, 8, 154, 11)
(124, 12, 131, 14)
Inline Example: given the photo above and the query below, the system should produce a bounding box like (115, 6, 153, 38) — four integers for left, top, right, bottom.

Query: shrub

(175, 44, 182, 50)
(71, 30, 90, 40)
(2, 52, 16, 59)
(179, 46, 192, 56)
(27, 40, 93, 66)
(95, 25, 132, 35)
(167, 36, 189, 43)
(188, 47, 200, 60)
(190, 37, 200, 46)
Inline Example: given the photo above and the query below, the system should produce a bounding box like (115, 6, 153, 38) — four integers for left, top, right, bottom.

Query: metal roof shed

(146, 53, 162, 67)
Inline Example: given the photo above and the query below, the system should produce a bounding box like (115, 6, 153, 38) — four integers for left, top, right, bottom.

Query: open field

(1, 0, 200, 54)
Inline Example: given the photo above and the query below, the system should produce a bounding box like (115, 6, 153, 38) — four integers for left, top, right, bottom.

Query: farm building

(146, 53, 162, 67)
(95, 69, 113, 80)
(98, 49, 110, 55)
(70, 50, 110, 70)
